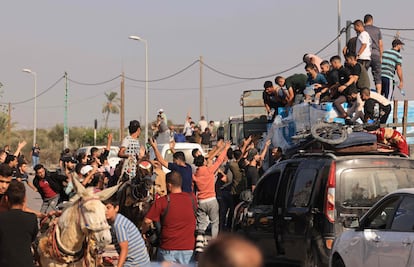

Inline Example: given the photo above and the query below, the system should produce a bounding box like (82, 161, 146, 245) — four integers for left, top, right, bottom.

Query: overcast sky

(1, 0, 414, 130)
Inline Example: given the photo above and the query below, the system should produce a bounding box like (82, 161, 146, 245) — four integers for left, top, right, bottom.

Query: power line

(125, 60, 200, 82)
(379, 27, 414, 31)
(1, 76, 65, 105)
(68, 75, 121, 86)
(128, 80, 252, 91)
(201, 28, 346, 80)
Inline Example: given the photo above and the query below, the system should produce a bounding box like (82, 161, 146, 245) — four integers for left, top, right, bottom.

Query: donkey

(37, 174, 120, 267)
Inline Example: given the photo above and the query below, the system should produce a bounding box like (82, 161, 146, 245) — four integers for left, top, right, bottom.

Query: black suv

(233, 152, 414, 267)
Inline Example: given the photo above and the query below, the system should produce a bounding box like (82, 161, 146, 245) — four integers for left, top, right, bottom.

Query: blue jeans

(157, 248, 194, 264)
(32, 156, 39, 167)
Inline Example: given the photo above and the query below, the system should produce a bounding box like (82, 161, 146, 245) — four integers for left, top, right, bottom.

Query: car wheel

(304, 245, 321, 267)
(332, 257, 345, 267)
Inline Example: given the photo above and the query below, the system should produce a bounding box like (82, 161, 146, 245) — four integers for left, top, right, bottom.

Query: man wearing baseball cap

(381, 39, 405, 100)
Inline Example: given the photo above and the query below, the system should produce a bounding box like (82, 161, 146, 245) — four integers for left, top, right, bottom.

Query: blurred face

(360, 92, 369, 101)
(271, 149, 282, 160)
(320, 64, 330, 74)
(265, 86, 274, 95)
(276, 78, 285, 87)
(66, 161, 75, 170)
(345, 56, 356, 66)
(36, 167, 46, 179)
(105, 203, 119, 222)
(306, 67, 317, 77)
(354, 24, 362, 33)
(0, 153, 6, 163)
(331, 59, 341, 69)
(0, 175, 11, 194)
(19, 163, 28, 174)
(9, 158, 18, 168)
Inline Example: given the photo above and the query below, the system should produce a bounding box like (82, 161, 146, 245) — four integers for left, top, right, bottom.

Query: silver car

(330, 188, 414, 267)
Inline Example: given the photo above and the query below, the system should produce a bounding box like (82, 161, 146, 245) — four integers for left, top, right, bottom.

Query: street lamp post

(129, 35, 149, 144)
(22, 68, 37, 147)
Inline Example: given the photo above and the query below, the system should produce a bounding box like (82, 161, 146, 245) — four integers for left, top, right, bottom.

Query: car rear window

(340, 168, 414, 208)
(164, 149, 195, 164)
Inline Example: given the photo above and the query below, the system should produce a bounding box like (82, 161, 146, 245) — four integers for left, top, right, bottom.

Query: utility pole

(63, 72, 69, 149)
(7, 103, 11, 145)
(337, 0, 342, 56)
(94, 119, 97, 146)
(346, 20, 352, 43)
(199, 56, 203, 119)
(120, 72, 125, 141)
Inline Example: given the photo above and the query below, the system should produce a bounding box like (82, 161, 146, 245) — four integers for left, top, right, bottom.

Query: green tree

(102, 91, 120, 129)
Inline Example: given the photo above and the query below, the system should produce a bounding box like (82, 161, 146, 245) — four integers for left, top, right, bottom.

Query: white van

(148, 143, 205, 173)
(76, 146, 121, 169)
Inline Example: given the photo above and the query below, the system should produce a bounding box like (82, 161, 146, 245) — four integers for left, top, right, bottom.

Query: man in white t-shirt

(354, 19, 372, 70)
(198, 115, 208, 133)
(118, 120, 145, 180)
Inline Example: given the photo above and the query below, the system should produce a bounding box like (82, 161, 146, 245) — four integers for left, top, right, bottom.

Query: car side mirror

(343, 216, 360, 229)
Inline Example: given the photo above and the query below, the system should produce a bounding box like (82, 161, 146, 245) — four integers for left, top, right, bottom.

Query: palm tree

(102, 91, 120, 129)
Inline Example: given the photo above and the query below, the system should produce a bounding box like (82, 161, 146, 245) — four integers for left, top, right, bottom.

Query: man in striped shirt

(381, 39, 404, 100)
(104, 197, 150, 267)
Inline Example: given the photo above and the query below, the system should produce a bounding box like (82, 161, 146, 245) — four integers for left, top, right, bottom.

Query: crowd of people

(151, 108, 219, 151)
(263, 14, 404, 126)
(0, 116, 277, 266)
(0, 13, 409, 267)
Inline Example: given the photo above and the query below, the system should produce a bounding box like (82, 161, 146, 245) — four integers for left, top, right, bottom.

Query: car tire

(332, 257, 345, 267)
(303, 245, 321, 267)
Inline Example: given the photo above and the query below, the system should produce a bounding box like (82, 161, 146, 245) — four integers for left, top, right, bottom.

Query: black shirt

(0, 209, 38, 267)
(246, 165, 260, 190)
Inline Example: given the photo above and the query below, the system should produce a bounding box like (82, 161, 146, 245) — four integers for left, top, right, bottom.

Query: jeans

(157, 248, 194, 264)
(196, 197, 219, 238)
(32, 156, 39, 167)
(40, 194, 60, 214)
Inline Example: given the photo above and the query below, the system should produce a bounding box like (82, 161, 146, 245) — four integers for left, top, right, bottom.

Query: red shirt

(39, 180, 58, 198)
(145, 192, 197, 250)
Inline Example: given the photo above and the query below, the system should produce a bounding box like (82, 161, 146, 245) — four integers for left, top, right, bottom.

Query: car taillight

(325, 162, 336, 223)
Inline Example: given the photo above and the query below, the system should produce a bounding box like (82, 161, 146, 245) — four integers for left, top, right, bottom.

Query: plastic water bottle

(401, 90, 406, 97)
(373, 103, 380, 119)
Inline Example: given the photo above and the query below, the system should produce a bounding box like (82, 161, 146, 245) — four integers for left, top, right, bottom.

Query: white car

(148, 142, 205, 173)
(330, 188, 414, 267)
(76, 146, 122, 169)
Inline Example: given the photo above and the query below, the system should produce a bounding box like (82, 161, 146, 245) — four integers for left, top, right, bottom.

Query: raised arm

(106, 133, 113, 151)
(208, 141, 231, 173)
(149, 138, 168, 168)
(240, 136, 252, 156)
(259, 139, 271, 161)
(14, 140, 27, 157)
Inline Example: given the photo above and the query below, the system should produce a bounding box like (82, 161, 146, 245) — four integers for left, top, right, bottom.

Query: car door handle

(283, 216, 292, 221)
(402, 238, 412, 246)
